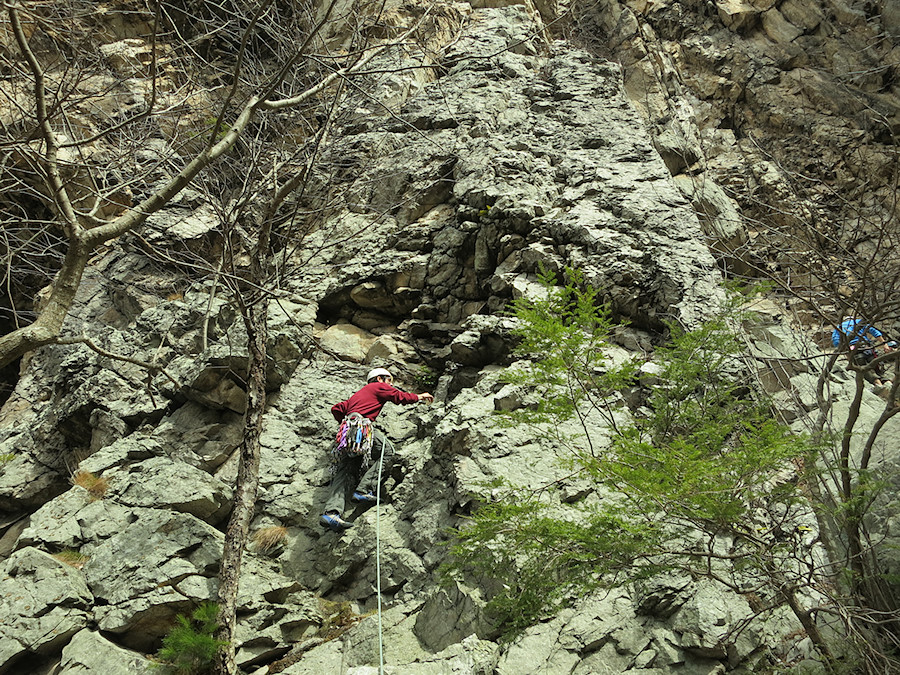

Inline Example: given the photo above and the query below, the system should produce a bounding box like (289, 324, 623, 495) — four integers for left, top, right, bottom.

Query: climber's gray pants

(323, 429, 394, 515)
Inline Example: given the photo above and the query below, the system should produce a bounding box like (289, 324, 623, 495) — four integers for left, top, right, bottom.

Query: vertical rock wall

(2, 0, 892, 672)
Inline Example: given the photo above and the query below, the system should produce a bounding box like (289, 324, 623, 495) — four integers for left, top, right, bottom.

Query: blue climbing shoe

(320, 512, 353, 531)
(351, 490, 378, 505)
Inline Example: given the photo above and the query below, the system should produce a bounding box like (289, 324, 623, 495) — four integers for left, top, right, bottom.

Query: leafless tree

(0, 2, 440, 673)
(197, 119, 336, 674)
(0, 0, 408, 370)
(712, 114, 900, 669)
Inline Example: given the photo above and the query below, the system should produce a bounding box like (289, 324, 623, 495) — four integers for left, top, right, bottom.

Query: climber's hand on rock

(418, 393, 434, 404)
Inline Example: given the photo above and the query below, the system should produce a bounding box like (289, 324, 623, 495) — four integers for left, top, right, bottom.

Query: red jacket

(331, 382, 419, 422)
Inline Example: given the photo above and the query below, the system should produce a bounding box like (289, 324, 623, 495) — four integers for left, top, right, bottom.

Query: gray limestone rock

(17, 487, 133, 553)
(3, 2, 888, 674)
(0, 449, 69, 514)
(78, 435, 162, 475)
(319, 323, 378, 364)
(151, 402, 243, 471)
(449, 315, 519, 368)
(414, 582, 493, 651)
(670, 581, 756, 660)
(58, 629, 153, 674)
(495, 620, 580, 675)
(81, 508, 221, 644)
(281, 639, 344, 674)
(634, 573, 694, 619)
(672, 174, 748, 272)
(104, 456, 233, 523)
(75, 505, 303, 651)
(0, 548, 93, 673)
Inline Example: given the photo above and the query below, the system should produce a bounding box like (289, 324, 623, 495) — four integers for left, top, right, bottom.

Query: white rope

(375, 439, 385, 675)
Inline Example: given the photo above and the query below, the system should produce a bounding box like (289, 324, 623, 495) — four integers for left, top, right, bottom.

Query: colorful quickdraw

(331, 412, 374, 473)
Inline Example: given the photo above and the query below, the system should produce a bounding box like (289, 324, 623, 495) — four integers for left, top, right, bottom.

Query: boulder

(58, 629, 153, 674)
(319, 324, 378, 364)
(79, 508, 222, 646)
(672, 174, 748, 271)
(104, 456, 233, 523)
(414, 582, 493, 651)
(670, 580, 756, 660)
(716, 0, 760, 31)
(17, 487, 134, 552)
(164, 346, 252, 412)
(149, 402, 243, 471)
(761, 8, 803, 43)
(0, 548, 93, 673)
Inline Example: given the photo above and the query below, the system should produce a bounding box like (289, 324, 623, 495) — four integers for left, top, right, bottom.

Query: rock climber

(832, 317, 895, 388)
(320, 367, 434, 532)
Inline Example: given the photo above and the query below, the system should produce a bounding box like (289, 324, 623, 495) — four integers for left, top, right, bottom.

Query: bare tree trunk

(0, 236, 90, 361)
(214, 201, 274, 673)
(780, 584, 837, 672)
(214, 294, 267, 675)
(838, 371, 868, 589)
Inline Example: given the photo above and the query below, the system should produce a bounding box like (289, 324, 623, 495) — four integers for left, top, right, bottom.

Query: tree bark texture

(214, 297, 268, 675)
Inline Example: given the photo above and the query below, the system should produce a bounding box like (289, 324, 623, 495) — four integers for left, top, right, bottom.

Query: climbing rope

(375, 441, 385, 675)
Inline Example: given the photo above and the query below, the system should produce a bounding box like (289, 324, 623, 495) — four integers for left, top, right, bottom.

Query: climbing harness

(332, 412, 374, 472)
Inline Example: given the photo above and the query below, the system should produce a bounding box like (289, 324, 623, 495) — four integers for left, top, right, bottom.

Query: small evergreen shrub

(414, 365, 439, 391)
(447, 273, 813, 641)
(155, 602, 227, 675)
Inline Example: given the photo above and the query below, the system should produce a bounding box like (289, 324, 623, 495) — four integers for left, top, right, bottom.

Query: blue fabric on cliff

(832, 318, 883, 348)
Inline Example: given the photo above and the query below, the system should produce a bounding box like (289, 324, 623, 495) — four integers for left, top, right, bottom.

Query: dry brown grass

(71, 470, 109, 501)
(252, 525, 287, 553)
(53, 549, 89, 568)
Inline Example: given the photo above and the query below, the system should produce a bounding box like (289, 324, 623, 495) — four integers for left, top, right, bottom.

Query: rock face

(0, 548, 93, 669)
(580, 0, 900, 294)
(310, 9, 722, 341)
(0, 1, 898, 674)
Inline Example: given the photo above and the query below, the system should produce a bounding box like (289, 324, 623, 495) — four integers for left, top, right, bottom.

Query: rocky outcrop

(556, 0, 900, 299)
(1, 0, 899, 674)
(58, 629, 153, 675)
(313, 5, 722, 339)
(0, 548, 93, 671)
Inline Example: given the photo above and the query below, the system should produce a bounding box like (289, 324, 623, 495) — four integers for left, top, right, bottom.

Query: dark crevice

(0, 357, 21, 409)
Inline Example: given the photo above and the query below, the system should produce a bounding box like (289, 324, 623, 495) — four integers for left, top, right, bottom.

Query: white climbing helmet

(366, 367, 393, 383)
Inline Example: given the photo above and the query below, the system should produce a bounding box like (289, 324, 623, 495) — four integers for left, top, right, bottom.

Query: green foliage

(447, 272, 812, 638)
(414, 365, 439, 391)
(502, 266, 638, 433)
(447, 495, 660, 636)
(605, 314, 806, 528)
(0, 453, 14, 466)
(155, 603, 227, 675)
